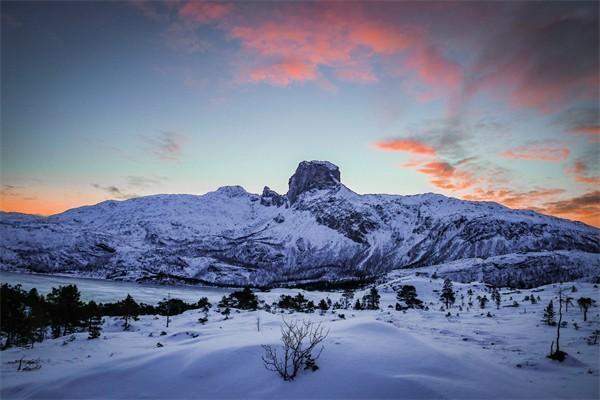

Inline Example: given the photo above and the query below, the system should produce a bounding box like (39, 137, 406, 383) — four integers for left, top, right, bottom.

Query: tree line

(0, 283, 211, 350)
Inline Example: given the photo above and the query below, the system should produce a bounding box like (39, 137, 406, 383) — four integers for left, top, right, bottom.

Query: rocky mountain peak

(286, 161, 341, 204)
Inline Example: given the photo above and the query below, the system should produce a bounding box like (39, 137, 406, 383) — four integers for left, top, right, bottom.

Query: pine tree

(119, 294, 140, 330)
(396, 285, 423, 309)
(86, 300, 103, 339)
(318, 299, 329, 314)
(47, 284, 84, 337)
(440, 279, 455, 309)
(341, 289, 354, 309)
(353, 298, 362, 310)
(543, 300, 556, 325)
(362, 287, 380, 310)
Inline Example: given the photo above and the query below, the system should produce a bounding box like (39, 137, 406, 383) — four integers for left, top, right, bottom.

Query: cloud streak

(500, 141, 570, 162)
(91, 184, 137, 200)
(142, 131, 188, 161)
(372, 139, 436, 155)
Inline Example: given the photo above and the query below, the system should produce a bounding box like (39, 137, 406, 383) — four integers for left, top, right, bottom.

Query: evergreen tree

(396, 285, 423, 309)
(86, 301, 102, 339)
(341, 289, 354, 309)
(119, 294, 140, 330)
(543, 300, 556, 325)
(25, 288, 49, 347)
(196, 297, 211, 312)
(318, 299, 329, 314)
(440, 279, 455, 309)
(47, 285, 84, 337)
(362, 287, 380, 310)
(353, 298, 363, 310)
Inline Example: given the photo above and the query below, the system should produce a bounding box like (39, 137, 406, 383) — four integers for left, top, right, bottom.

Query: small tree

(396, 285, 423, 309)
(353, 299, 362, 310)
(440, 279, 455, 309)
(577, 297, 593, 321)
(341, 289, 354, 309)
(491, 288, 501, 310)
(543, 300, 556, 326)
(86, 301, 102, 339)
(478, 295, 488, 309)
(564, 297, 574, 313)
(317, 299, 329, 315)
(548, 288, 567, 361)
(262, 319, 328, 381)
(222, 307, 231, 320)
(119, 294, 140, 330)
(362, 287, 380, 310)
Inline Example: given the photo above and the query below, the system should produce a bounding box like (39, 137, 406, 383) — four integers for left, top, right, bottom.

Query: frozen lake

(0, 271, 232, 305)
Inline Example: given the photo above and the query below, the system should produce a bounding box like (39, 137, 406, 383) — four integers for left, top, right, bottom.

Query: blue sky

(1, 1, 598, 225)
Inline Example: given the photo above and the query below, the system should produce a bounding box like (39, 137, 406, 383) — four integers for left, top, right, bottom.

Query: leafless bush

(262, 319, 329, 381)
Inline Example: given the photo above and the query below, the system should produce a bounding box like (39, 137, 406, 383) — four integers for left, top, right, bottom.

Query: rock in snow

(0, 161, 598, 287)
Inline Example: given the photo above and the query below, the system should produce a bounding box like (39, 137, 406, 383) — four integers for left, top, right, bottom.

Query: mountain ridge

(1, 161, 598, 287)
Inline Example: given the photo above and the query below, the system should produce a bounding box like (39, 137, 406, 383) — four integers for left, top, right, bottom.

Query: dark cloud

(1, 184, 20, 197)
(91, 184, 137, 200)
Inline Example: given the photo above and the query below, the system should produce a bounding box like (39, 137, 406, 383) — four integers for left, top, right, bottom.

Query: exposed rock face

(287, 161, 341, 205)
(260, 186, 286, 207)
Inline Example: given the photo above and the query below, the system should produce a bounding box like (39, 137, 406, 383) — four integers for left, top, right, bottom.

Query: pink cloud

(373, 139, 436, 155)
(179, 1, 233, 24)
(248, 60, 317, 86)
(500, 141, 570, 161)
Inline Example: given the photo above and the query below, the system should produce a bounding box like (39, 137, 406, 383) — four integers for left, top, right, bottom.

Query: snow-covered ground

(1, 274, 599, 399)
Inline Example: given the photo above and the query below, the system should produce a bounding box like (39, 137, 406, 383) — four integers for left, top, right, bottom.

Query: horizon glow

(1, 1, 598, 226)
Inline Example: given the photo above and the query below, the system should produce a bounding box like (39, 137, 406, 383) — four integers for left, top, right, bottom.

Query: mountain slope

(1, 161, 598, 287)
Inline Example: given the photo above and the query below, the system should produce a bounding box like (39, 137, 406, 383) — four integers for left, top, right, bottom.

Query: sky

(1, 1, 598, 226)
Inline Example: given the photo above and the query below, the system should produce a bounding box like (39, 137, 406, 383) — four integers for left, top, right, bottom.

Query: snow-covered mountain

(1, 161, 598, 287)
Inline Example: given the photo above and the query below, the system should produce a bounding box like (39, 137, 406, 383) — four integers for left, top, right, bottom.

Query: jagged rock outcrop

(260, 186, 286, 207)
(1, 161, 598, 287)
(287, 161, 341, 204)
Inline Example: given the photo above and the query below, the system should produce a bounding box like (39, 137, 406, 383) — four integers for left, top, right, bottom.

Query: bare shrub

(262, 319, 329, 381)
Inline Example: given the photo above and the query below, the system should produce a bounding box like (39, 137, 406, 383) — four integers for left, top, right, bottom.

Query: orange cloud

(416, 161, 476, 191)
(541, 191, 600, 227)
(500, 141, 570, 161)
(179, 1, 233, 24)
(463, 187, 565, 209)
(373, 139, 436, 155)
(461, 186, 599, 227)
(567, 161, 600, 185)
